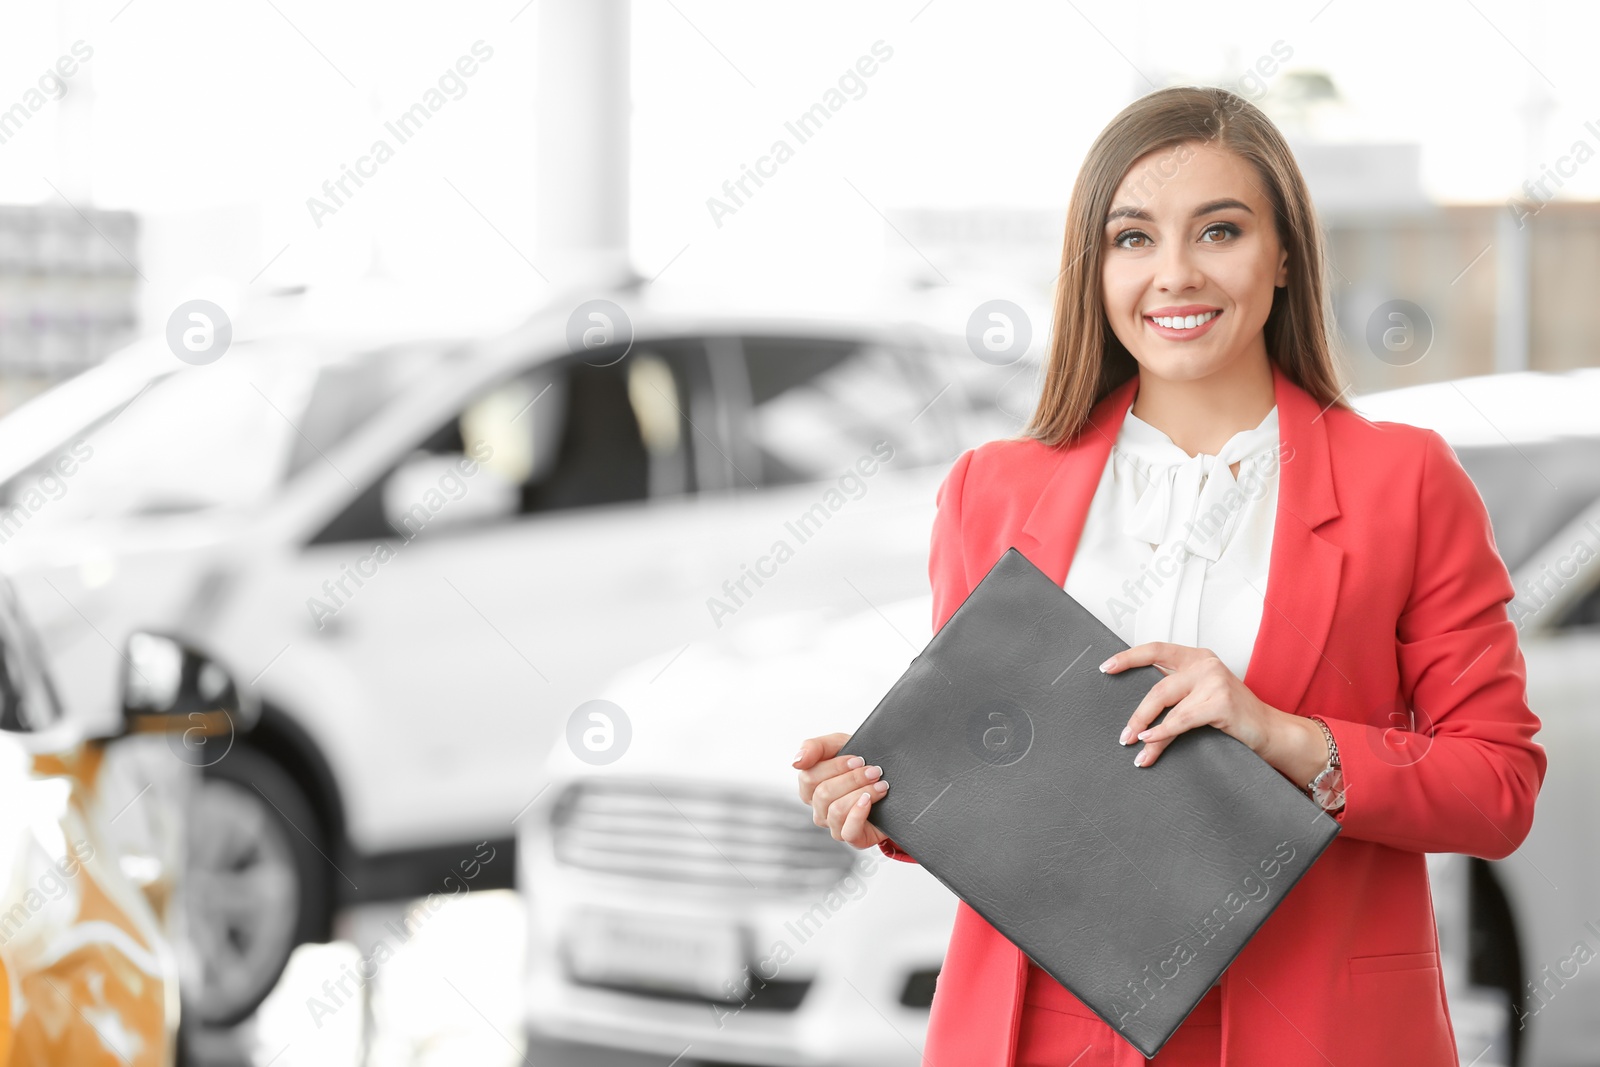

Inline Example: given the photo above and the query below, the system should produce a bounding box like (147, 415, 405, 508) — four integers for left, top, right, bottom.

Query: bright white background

(0, 0, 1591, 323)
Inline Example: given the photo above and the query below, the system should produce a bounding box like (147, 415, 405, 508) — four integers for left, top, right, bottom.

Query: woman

(794, 86, 1546, 1066)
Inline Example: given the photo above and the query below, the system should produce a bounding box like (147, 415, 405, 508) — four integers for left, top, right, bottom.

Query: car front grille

(550, 779, 856, 892)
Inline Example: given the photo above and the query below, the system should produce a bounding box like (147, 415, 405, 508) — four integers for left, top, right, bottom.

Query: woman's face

(1100, 141, 1288, 384)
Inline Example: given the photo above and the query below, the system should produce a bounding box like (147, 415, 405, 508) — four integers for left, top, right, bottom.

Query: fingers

(1100, 641, 1180, 674)
(808, 759, 885, 824)
(1103, 645, 1238, 768)
(794, 732, 853, 804)
(837, 789, 882, 849)
(829, 780, 889, 848)
(1133, 736, 1170, 766)
(1120, 672, 1187, 747)
(1103, 641, 1219, 675)
(1128, 692, 1208, 767)
(790, 731, 888, 848)
(792, 731, 849, 769)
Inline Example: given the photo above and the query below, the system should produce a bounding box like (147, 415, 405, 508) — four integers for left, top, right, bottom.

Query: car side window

(1554, 551, 1600, 631)
(309, 341, 707, 545)
(731, 335, 957, 488)
(0, 583, 61, 734)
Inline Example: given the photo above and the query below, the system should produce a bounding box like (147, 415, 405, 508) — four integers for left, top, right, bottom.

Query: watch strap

(1308, 715, 1339, 773)
(1305, 716, 1345, 812)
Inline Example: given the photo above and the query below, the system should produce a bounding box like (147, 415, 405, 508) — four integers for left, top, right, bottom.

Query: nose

(1152, 238, 1205, 294)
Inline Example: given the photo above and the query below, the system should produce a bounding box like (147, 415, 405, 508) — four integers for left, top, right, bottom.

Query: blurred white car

(0, 282, 1018, 1027)
(516, 367, 1600, 1067)
(516, 594, 959, 1067)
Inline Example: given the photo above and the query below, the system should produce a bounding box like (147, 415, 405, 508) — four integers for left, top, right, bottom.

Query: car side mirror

(120, 632, 261, 738)
(381, 451, 521, 537)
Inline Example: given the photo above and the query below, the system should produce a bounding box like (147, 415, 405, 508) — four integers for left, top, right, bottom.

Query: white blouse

(1064, 403, 1282, 688)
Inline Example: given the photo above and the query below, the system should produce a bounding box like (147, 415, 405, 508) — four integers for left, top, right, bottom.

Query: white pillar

(1493, 209, 1529, 375)
(1498, 71, 1553, 376)
(536, 0, 633, 288)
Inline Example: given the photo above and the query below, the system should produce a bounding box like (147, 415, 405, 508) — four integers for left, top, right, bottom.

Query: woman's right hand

(793, 731, 890, 850)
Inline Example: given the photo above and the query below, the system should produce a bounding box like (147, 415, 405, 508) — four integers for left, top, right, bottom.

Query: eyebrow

(1105, 198, 1254, 225)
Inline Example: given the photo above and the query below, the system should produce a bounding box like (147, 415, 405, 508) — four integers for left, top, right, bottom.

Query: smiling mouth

(1145, 310, 1222, 331)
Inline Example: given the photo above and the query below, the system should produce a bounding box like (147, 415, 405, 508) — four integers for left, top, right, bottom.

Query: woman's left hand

(1104, 642, 1284, 768)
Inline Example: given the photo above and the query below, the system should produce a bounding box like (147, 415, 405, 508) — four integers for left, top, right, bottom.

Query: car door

(265, 338, 730, 854)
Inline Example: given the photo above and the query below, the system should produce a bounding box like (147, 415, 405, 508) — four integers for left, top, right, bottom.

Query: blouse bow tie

(1113, 408, 1281, 651)
(1119, 411, 1281, 561)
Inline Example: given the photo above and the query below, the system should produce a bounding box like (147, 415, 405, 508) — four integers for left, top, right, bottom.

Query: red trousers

(1018, 961, 1222, 1066)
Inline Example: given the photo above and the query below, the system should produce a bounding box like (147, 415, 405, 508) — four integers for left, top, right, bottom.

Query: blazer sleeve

(1319, 428, 1548, 859)
(878, 446, 977, 865)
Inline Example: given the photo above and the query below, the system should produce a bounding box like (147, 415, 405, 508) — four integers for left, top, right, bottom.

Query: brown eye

(1114, 230, 1150, 249)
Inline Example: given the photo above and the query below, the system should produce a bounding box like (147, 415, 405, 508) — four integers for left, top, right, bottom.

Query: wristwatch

(1305, 716, 1345, 813)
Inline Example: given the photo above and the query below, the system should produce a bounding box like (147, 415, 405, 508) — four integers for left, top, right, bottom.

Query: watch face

(1311, 767, 1345, 810)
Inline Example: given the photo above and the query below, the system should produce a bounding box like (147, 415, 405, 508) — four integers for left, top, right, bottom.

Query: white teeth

(1150, 311, 1218, 329)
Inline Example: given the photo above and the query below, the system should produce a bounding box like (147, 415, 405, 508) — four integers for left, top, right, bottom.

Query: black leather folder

(842, 547, 1340, 1058)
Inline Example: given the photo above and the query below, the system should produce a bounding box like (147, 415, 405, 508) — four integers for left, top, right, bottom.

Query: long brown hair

(1021, 85, 1351, 446)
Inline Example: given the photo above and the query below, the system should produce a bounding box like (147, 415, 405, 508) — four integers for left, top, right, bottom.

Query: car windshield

(0, 577, 61, 733)
(0, 338, 452, 531)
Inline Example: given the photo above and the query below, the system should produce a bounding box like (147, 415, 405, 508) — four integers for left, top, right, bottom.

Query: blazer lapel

(1014, 362, 1344, 720)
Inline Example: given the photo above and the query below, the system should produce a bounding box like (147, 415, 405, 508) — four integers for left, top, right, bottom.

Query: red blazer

(878, 361, 1547, 1066)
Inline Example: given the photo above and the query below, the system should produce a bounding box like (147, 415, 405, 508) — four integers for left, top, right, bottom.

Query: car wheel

(183, 744, 331, 1027)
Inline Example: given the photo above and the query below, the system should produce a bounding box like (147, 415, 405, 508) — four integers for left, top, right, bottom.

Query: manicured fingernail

(792, 747, 804, 762)
(846, 756, 865, 769)
(1099, 658, 1115, 672)
(1118, 727, 1131, 745)
(856, 792, 871, 806)
(864, 765, 882, 779)
(873, 780, 888, 792)
(1134, 749, 1147, 767)
(1136, 730, 1152, 741)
